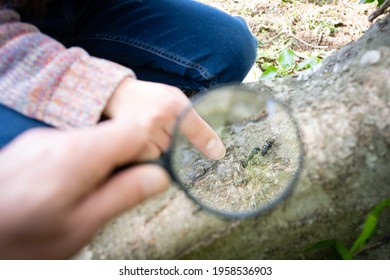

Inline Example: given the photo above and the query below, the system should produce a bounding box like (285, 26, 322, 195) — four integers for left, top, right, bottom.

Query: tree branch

(84, 14, 390, 260)
(369, 0, 390, 22)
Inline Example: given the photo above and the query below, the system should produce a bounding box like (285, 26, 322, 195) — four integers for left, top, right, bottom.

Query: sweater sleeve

(0, 9, 136, 129)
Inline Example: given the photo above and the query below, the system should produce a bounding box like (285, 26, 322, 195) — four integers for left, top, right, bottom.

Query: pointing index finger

(178, 106, 226, 160)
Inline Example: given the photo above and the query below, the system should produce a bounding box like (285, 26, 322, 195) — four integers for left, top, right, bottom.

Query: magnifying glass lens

(169, 86, 302, 218)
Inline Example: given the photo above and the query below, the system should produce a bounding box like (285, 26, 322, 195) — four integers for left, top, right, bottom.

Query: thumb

(72, 164, 169, 232)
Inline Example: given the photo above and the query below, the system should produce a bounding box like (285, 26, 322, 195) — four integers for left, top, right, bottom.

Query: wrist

(103, 77, 134, 118)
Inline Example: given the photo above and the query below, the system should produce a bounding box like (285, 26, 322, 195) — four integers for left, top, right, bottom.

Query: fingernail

(206, 138, 226, 160)
(141, 167, 169, 197)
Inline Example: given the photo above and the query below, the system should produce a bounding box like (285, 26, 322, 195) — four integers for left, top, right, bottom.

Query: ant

(241, 138, 275, 168)
(260, 138, 275, 156)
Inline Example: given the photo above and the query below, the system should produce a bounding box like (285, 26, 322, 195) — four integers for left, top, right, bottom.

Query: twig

(369, 0, 390, 22)
(317, 32, 324, 46)
(286, 27, 328, 49)
(261, 32, 283, 45)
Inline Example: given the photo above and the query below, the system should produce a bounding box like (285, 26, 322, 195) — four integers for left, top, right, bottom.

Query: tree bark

(85, 14, 390, 260)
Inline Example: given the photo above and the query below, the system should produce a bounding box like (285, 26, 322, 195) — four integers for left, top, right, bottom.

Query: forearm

(0, 8, 136, 128)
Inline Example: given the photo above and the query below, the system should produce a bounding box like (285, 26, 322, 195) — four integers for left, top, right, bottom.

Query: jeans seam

(72, 32, 215, 82)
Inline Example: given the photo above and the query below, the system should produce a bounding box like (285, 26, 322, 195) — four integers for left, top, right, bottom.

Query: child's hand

(104, 79, 226, 160)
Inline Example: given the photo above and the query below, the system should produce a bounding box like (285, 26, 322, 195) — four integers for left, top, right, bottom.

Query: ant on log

(241, 138, 275, 168)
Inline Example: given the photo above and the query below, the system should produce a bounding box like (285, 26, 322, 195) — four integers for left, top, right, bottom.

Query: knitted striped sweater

(0, 8, 136, 128)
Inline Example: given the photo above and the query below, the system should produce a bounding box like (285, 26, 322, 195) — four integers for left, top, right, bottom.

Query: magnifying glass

(118, 86, 303, 219)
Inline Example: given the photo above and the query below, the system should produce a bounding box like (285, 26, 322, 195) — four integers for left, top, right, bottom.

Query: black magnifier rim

(166, 85, 304, 219)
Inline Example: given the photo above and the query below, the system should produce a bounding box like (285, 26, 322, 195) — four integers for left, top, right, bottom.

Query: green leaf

(305, 240, 352, 260)
(306, 197, 390, 260)
(349, 215, 377, 255)
(261, 62, 273, 69)
(260, 65, 278, 79)
(278, 49, 296, 69)
(360, 0, 384, 6)
(349, 197, 390, 255)
(296, 57, 321, 71)
(335, 242, 353, 260)
(305, 240, 338, 253)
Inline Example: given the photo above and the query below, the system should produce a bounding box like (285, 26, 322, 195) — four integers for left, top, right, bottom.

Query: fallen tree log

(85, 14, 390, 260)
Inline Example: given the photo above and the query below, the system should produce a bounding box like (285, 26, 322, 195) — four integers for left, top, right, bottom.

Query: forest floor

(199, 0, 380, 80)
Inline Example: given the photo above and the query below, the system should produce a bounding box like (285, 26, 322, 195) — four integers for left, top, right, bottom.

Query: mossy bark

(85, 15, 390, 260)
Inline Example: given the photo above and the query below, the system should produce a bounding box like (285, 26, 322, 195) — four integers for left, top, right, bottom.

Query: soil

(199, 0, 379, 72)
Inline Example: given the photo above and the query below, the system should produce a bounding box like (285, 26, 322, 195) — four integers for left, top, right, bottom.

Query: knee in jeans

(210, 17, 258, 85)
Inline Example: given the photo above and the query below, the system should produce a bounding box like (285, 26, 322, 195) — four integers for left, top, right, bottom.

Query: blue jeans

(1, 0, 257, 147)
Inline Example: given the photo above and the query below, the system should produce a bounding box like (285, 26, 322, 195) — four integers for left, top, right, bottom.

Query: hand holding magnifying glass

(104, 79, 226, 161)
(117, 85, 303, 219)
